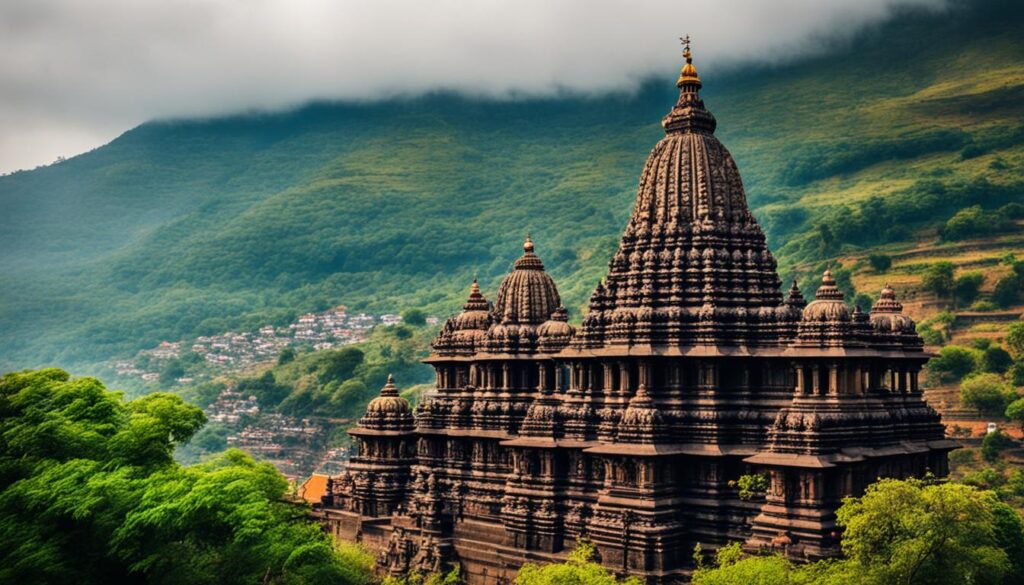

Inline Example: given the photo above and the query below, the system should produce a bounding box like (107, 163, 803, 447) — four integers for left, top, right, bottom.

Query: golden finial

(677, 34, 701, 88)
(524, 232, 534, 253)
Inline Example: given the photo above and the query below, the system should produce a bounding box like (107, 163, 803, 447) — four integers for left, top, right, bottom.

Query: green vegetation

(930, 345, 982, 383)
(921, 262, 956, 300)
(240, 324, 432, 419)
(515, 540, 642, 585)
(1, 0, 1023, 374)
(961, 373, 1016, 416)
(0, 368, 373, 585)
(941, 205, 1016, 241)
(867, 254, 892, 273)
(691, 477, 1024, 585)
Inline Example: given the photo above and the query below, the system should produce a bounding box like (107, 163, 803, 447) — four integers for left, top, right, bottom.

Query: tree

(983, 429, 1016, 462)
(836, 479, 1010, 584)
(0, 369, 371, 585)
(960, 373, 1015, 416)
(868, 254, 892, 272)
(515, 540, 642, 585)
(401, 309, 427, 327)
(159, 358, 187, 386)
(994, 276, 1021, 308)
(1006, 398, 1024, 430)
(691, 543, 801, 585)
(278, 347, 297, 365)
(1010, 363, 1024, 387)
(942, 205, 992, 241)
(921, 262, 956, 300)
(318, 347, 365, 383)
(955, 272, 985, 306)
(983, 346, 1014, 374)
(691, 479, 1024, 585)
(1006, 322, 1024, 357)
(929, 345, 980, 382)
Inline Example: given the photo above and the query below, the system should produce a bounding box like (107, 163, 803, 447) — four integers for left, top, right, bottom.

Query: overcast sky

(0, 0, 949, 174)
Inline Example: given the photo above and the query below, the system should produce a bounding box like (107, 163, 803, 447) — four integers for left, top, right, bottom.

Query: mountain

(1, 0, 1022, 372)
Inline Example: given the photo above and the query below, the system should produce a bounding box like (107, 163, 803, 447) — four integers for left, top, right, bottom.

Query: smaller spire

(786, 279, 806, 307)
(462, 277, 489, 312)
(513, 234, 545, 270)
(380, 374, 399, 397)
(814, 269, 844, 301)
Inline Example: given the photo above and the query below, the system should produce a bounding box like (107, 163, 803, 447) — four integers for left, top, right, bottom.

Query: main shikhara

(317, 45, 954, 584)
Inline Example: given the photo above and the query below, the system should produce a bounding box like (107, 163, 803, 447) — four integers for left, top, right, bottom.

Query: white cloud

(0, 0, 948, 173)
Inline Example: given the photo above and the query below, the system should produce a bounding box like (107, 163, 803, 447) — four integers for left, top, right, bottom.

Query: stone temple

(318, 44, 955, 584)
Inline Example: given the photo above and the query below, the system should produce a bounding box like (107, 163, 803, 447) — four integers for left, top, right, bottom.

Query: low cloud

(0, 0, 948, 173)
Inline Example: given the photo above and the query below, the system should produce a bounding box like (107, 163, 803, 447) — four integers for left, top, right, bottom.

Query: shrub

(1007, 398, 1024, 429)
(1008, 322, 1024, 357)
(983, 429, 1016, 462)
(955, 272, 985, 306)
(994, 275, 1021, 308)
(961, 373, 1016, 416)
(941, 205, 1012, 240)
(983, 346, 1014, 374)
(278, 347, 297, 365)
(1001, 202, 1024, 219)
(730, 474, 769, 501)
(515, 540, 641, 585)
(1010, 363, 1024, 387)
(867, 253, 892, 272)
(921, 261, 956, 299)
(970, 300, 998, 312)
(400, 308, 427, 327)
(930, 345, 981, 382)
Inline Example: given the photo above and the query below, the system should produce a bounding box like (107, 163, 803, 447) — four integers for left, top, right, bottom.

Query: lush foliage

(0, 368, 372, 585)
(930, 345, 982, 382)
(961, 373, 1017, 416)
(515, 540, 642, 585)
(692, 478, 1024, 585)
(237, 324, 433, 419)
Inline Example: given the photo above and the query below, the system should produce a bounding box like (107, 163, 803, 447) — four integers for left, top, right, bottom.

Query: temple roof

(572, 44, 787, 349)
(492, 236, 561, 327)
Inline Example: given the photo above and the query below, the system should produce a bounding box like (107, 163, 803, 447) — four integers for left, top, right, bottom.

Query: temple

(318, 42, 955, 584)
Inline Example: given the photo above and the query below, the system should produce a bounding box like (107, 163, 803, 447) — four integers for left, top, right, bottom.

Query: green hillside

(1, 0, 1022, 372)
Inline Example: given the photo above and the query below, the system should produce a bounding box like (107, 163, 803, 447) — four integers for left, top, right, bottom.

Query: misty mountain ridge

(0, 0, 1021, 372)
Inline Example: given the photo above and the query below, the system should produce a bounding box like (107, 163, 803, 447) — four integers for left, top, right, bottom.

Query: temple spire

(676, 35, 702, 89)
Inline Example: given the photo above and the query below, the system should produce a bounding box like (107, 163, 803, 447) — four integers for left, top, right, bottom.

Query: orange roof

(299, 473, 329, 504)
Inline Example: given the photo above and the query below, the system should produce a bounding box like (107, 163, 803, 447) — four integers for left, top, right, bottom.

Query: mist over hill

(1, 0, 1021, 372)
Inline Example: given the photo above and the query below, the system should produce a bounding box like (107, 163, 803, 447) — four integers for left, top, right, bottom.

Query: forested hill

(1, 0, 1022, 372)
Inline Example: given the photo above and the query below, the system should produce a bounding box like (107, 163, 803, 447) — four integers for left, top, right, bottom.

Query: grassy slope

(1, 0, 1022, 372)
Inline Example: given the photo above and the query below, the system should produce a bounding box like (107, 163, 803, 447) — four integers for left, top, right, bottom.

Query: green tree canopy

(515, 540, 642, 585)
(691, 478, 1024, 585)
(921, 262, 956, 300)
(961, 373, 1017, 416)
(1007, 322, 1024, 357)
(400, 309, 427, 327)
(930, 345, 981, 382)
(867, 253, 892, 272)
(955, 272, 985, 306)
(0, 368, 370, 585)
